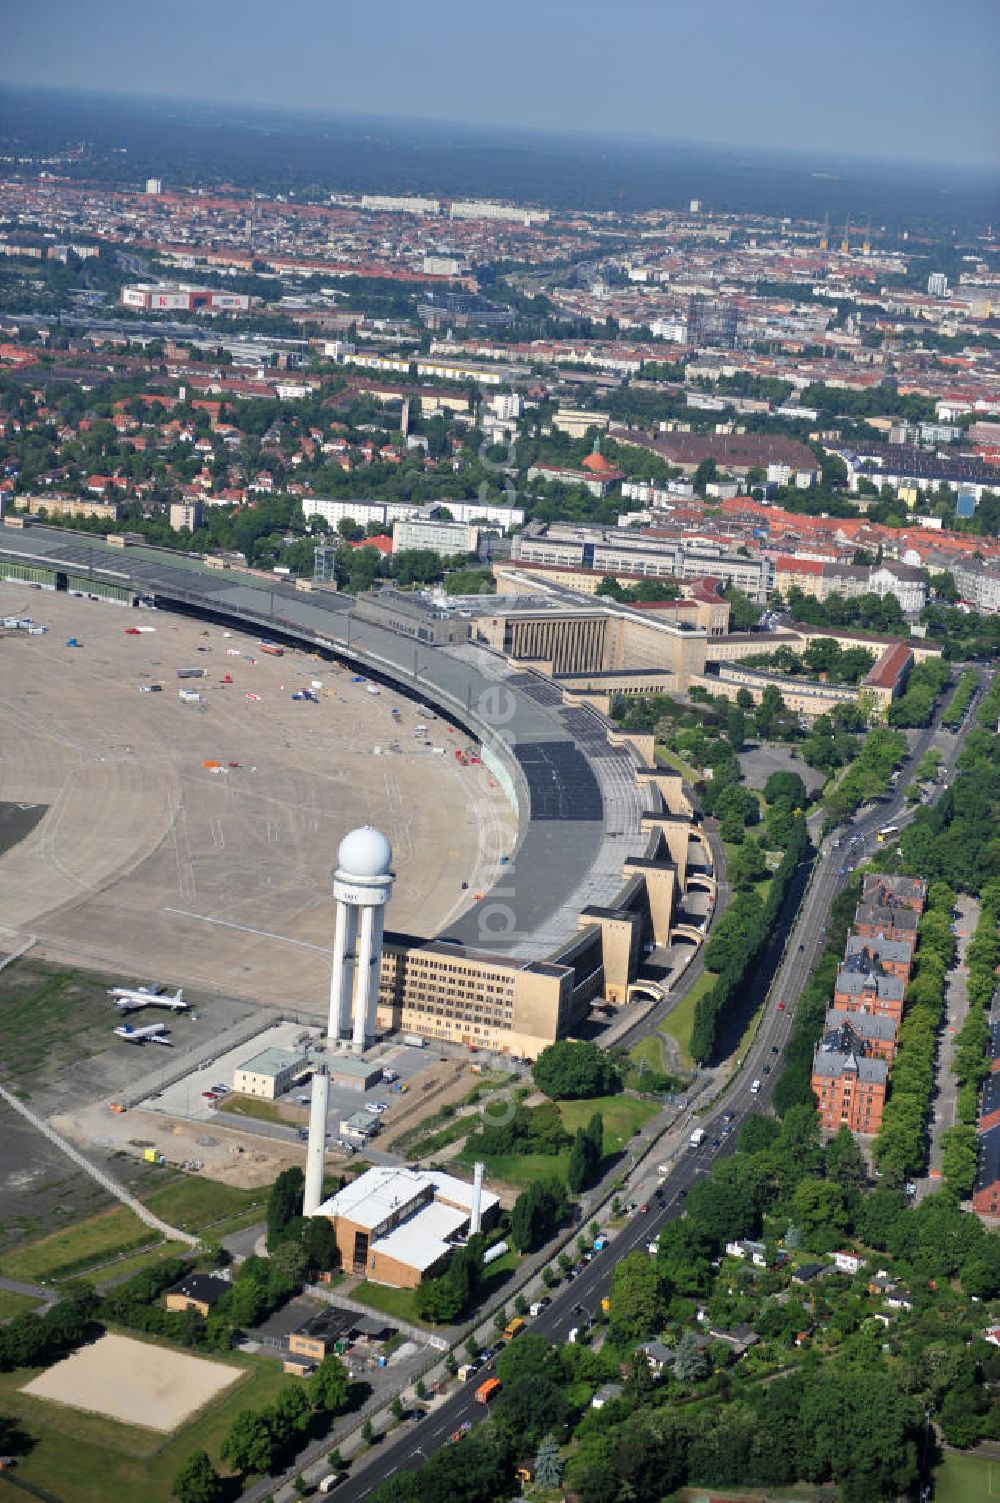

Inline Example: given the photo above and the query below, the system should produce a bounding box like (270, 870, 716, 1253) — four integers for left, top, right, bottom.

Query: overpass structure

(0, 524, 713, 1050)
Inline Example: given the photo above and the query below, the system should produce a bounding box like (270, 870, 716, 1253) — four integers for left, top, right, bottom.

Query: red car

(777, 1002, 786, 1011)
(639, 1203, 649, 1214)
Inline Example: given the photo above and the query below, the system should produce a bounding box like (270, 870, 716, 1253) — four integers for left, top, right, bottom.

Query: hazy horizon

(4, 0, 999, 171)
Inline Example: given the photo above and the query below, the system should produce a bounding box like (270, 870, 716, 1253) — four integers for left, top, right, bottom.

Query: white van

(750, 1079, 762, 1094)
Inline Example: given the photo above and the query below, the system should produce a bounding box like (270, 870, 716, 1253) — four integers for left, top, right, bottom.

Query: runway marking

(209, 818, 224, 850)
(163, 907, 333, 954)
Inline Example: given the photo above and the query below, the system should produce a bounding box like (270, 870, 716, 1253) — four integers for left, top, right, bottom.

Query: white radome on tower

(328, 826, 395, 1052)
(337, 826, 393, 878)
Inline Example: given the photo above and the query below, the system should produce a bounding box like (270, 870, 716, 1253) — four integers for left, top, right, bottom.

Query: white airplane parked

(114, 1021, 172, 1045)
(107, 984, 188, 1013)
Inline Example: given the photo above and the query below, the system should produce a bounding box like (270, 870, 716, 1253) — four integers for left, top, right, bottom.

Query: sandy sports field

(22, 1331, 241, 1431)
(0, 587, 516, 1013)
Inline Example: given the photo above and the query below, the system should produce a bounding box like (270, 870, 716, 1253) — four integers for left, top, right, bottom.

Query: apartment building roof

(834, 969, 905, 1003)
(844, 934, 913, 969)
(975, 1124, 1000, 1195)
(823, 1009, 898, 1044)
(811, 1049, 888, 1085)
(855, 902, 919, 934)
(864, 641, 914, 692)
(980, 1072, 1000, 1122)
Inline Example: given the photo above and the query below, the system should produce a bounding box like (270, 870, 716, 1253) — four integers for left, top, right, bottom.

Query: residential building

(24, 495, 122, 523)
(170, 499, 204, 532)
(861, 874, 928, 913)
(973, 1125, 1000, 1219)
(980, 1073, 1000, 1133)
(832, 956, 906, 1028)
(812, 1041, 888, 1134)
(822, 1008, 898, 1063)
(392, 518, 479, 558)
(927, 272, 949, 297)
(853, 901, 920, 952)
(360, 194, 441, 215)
(843, 935, 913, 982)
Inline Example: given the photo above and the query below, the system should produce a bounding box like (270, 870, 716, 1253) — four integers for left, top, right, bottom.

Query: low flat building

(340, 1110, 381, 1144)
(164, 1273, 231, 1316)
(233, 1047, 308, 1100)
(309, 1165, 499, 1288)
(329, 1057, 384, 1093)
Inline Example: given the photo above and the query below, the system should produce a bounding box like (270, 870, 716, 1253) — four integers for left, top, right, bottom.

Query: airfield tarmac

(0, 586, 517, 1014)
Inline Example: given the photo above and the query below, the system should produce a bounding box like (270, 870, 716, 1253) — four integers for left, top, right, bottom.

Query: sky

(4, 0, 999, 170)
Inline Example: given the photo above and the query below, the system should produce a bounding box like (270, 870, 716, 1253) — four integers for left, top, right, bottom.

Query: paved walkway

(0, 1082, 199, 1247)
(0, 1275, 57, 1307)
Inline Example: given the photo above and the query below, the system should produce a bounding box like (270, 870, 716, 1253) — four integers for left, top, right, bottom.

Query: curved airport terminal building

(0, 523, 719, 1057)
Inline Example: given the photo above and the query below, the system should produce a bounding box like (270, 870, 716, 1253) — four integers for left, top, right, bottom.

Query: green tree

(532, 1040, 618, 1099)
(673, 1329, 710, 1383)
(309, 1355, 350, 1415)
(266, 1167, 305, 1251)
(272, 1382, 312, 1438)
(534, 1434, 563, 1488)
(221, 1409, 279, 1476)
(302, 1215, 339, 1273)
(609, 1252, 668, 1340)
(763, 770, 808, 809)
(171, 1450, 223, 1503)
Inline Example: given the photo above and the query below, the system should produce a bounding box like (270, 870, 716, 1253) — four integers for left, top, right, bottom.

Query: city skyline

(4, 0, 999, 171)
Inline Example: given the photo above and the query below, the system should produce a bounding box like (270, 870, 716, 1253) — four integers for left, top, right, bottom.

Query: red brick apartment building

(812, 1024, 888, 1135)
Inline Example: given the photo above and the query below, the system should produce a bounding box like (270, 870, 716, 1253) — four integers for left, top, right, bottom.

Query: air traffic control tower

(328, 826, 395, 1054)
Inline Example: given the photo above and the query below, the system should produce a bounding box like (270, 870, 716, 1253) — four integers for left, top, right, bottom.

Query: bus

(877, 825, 900, 843)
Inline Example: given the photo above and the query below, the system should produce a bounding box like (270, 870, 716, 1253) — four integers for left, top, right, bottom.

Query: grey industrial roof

(0, 524, 646, 961)
(237, 1047, 307, 1077)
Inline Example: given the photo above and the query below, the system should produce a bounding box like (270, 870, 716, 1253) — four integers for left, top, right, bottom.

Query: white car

(365, 1102, 388, 1114)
